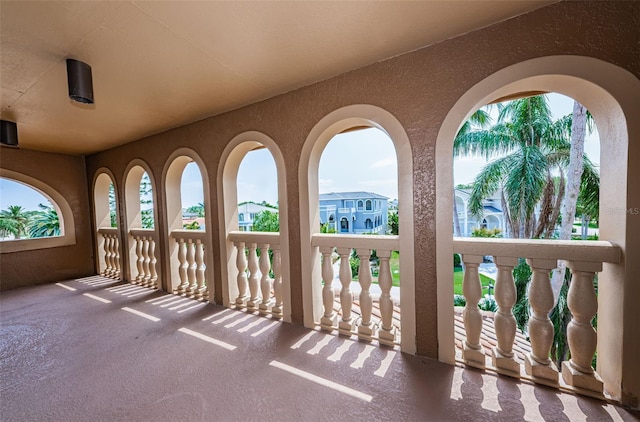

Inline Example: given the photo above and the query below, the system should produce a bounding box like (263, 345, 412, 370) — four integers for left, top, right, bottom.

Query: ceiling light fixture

(0, 120, 19, 147)
(66, 58, 94, 104)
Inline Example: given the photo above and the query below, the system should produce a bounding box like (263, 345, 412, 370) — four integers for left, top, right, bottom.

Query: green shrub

(453, 253, 461, 268)
(453, 294, 466, 306)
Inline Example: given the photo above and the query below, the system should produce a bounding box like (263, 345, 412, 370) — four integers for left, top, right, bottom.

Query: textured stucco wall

(0, 148, 94, 289)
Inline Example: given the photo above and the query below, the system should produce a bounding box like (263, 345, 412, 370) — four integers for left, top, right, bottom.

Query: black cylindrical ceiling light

(0, 120, 18, 147)
(66, 58, 94, 104)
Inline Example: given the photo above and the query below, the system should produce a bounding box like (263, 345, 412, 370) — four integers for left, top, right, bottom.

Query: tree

(251, 210, 279, 232)
(140, 173, 155, 229)
(454, 95, 599, 239)
(0, 205, 32, 239)
(187, 202, 205, 218)
(387, 211, 399, 235)
(453, 109, 492, 237)
(28, 204, 60, 238)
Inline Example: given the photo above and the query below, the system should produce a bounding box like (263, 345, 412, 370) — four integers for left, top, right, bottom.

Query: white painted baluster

(246, 243, 261, 309)
(113, 235, 121, 279)
(492, 256, 520, 378)
(271, 244, 283, 318)
(462, 254, 485, 368)
(258, 243, 273, 314)
(357, 248, 374, 341)
(186, 239, 197, 295)
(148, 237, 158, 288)
(562, 261, 603, 393)
(134, 235, 144, 283)
(142, 237, 151, 285)
(234, 242, 249, 305)
(525, 258, 559, 385)
(377, 249, 396, 346)
(177, 238, 188, 294)
(337, 247, 355, 336)
(319, 246, 337, 331)
(102, 233, 112, 277)
(195, 239, 206, 299)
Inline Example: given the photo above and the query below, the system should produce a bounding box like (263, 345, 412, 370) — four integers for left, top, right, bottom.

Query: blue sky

(1, 93, 599, 211)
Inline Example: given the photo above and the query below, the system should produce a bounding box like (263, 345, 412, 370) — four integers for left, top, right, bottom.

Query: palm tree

(0, 205, 32, 239)
(28, 204, 60, 238)
(454, 95, 599, 239)
(453, 108, 492, 237)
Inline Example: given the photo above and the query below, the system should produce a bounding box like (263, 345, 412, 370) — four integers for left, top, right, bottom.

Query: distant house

(238, 202, 278, 231)
(454, 188, 504, 237)
(319, 191, 388, 234)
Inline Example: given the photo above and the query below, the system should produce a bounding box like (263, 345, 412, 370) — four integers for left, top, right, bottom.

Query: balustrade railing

(129, 229, 159, 289)
(228, 231, 282, 318)
(311, 233, 400, 346)
(98, 227, 121, 280)
(453, 237, 620, 395)
(170, 230, 208, 300)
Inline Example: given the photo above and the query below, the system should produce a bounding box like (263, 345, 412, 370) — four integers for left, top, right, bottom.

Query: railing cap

(453, 237, 621, 264)
(312, 233, 399, 250)
(228, 231, 280, 245)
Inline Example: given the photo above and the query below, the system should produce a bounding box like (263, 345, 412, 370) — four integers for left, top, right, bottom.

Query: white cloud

(371, 158, 396, 168)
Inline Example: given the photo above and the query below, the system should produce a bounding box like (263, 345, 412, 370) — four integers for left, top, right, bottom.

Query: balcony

(1, 1, 639, 416)
(2, 275, 637, 420)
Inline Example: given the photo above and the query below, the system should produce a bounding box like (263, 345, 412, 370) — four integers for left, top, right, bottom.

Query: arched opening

(435, 56, 639, 403)
(124, 161, 159, 287)
(218, 132, 291, 321)
(0, 169, 76, 253)
(1, 178, 60, 240)
(93, 170, 121, 278)
(163, 149, 213, 298)
(300, 104, 416, 354)
(340, 217, 349, 233)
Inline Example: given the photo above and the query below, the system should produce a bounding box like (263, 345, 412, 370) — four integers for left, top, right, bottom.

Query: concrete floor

(1, 276, 638, 422)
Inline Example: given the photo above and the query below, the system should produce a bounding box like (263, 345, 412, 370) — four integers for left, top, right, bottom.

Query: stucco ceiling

(1, 1, 552, 155)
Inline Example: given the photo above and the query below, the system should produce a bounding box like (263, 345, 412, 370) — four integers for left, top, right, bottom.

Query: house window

(365, 218, 373, 229)
(357, 200, 364, 211)
(328, 214, 335, 223)
(340, 217, 349, 233)
(239, 213, 244, 222)
(365, 200, 372, 211)
(250, 213, 256, 220)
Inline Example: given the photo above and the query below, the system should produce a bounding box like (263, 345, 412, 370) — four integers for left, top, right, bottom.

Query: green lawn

(453, 267, 494, 295)
(368, 250, 401, 287)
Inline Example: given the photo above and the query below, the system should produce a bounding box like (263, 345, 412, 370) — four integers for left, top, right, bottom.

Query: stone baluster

(337, 247, 355, 335)
(562, 261, 603, 393)
(113, 235, 121, 279)
(247, 243, 261, 309)
(377, 249, 396, 346)
(195, 239, 206, 299)
(103, 233, 112, 277)
(177, 238, 188, 294)
(492, 256, 520, 378)
(149, 238, 158, 288)
(186, 239, 197, 295)
(134, 235, 144, 283)
(142, 236, 151, 285)
(258, 243, 273, 314)
(525, 258, 559, 385)
(319, 246, 337, 331)
(357, 248, 374, 341)
(234, 242, 249, 305)
(271, 244, 283, 318)
(462, 254, 485, 369)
